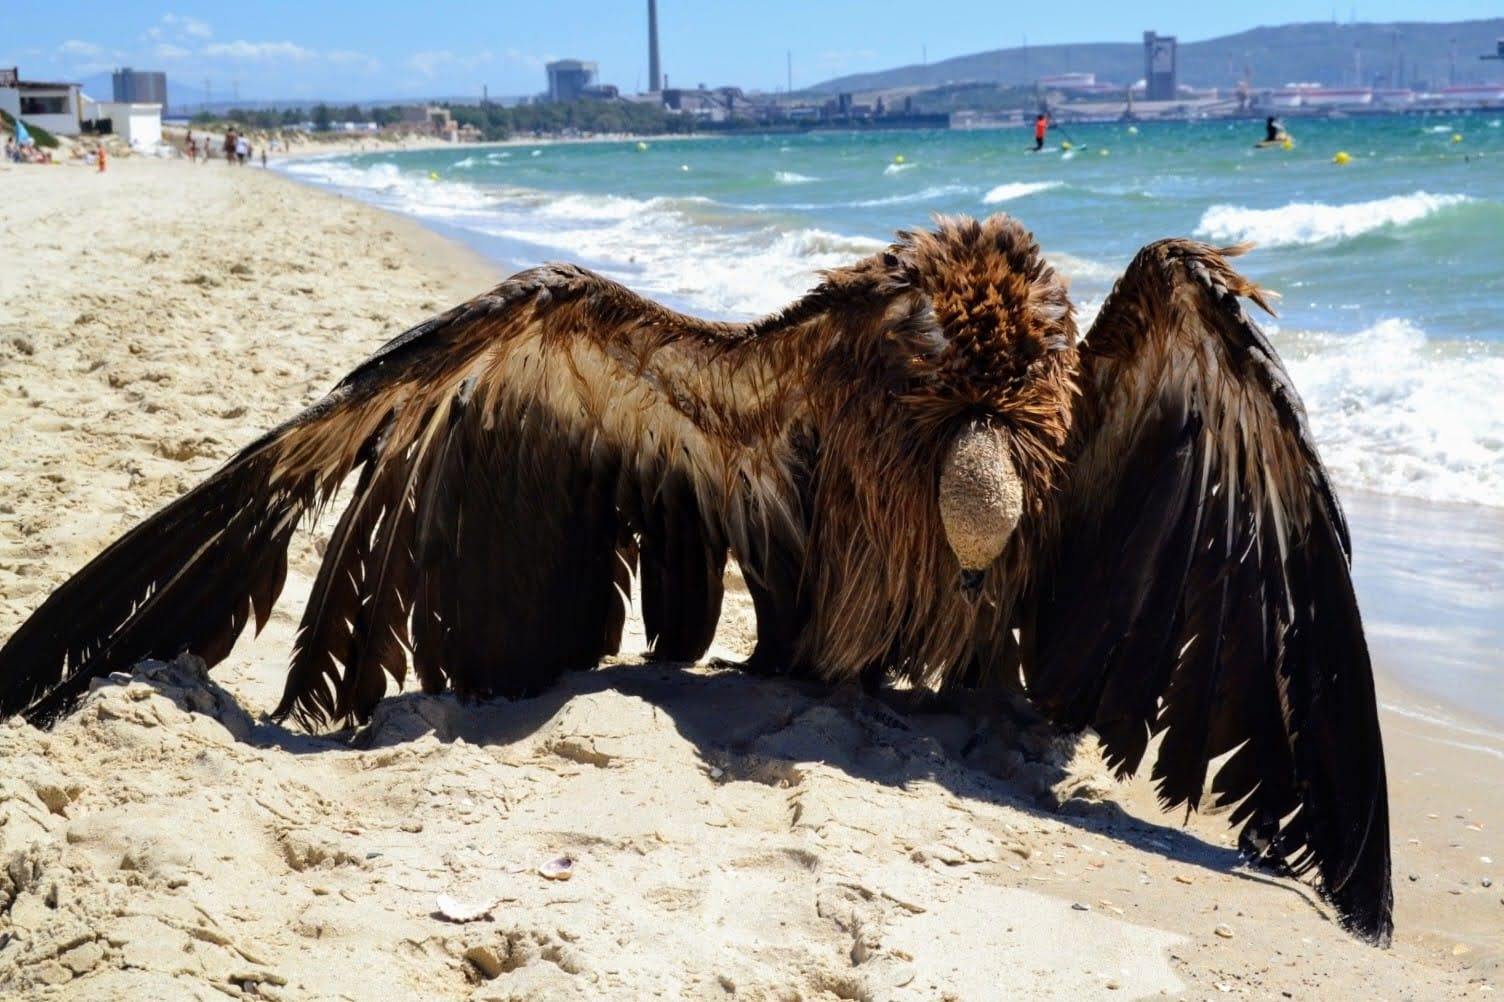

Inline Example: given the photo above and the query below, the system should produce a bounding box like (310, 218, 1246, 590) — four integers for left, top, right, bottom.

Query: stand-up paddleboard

(1254, 136, 1294, 149)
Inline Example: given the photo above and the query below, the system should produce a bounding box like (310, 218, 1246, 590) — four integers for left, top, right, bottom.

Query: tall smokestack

(648, 0, 662, 92)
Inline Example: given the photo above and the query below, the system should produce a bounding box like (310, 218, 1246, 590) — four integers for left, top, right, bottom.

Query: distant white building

(1439, 85, 1504, 106)
(83, 98, 163, 147)
(0, 68, 82, 136)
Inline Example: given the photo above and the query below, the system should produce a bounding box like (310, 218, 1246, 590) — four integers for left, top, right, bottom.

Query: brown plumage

(0, 214, 1391, 945)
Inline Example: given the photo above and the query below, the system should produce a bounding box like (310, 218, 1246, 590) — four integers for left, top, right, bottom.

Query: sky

(4, 2, 1499, 104)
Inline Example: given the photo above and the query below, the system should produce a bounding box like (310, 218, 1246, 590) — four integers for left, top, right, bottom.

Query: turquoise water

(281, 113, 1504, 725)
(286, 114, 1504, 510)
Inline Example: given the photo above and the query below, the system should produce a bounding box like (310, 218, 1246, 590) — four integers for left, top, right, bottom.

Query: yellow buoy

(680, 164, 689, 171)
(1332, 151, 1351, 165)
(1060, 141, 1073, 150)
(636, 141, 648, 151)
(1099, 148, 1109, 156)
(893, 154, 905, 164)
(428, 171, 439, 180)
(1281, 137, 1294, 150)
(1127, 125, 1139, 134)
(1452, 133, 1463, 143)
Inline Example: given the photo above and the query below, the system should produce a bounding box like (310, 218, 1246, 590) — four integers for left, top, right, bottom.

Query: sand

(0, 157, 1500, 1000)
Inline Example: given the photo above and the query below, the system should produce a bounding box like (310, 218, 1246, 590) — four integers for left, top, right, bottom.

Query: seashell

(538, 856, 574, 881)
(436, 893, 500, 922)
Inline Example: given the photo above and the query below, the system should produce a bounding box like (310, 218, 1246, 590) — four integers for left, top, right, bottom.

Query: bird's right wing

(0, 263, 868, 730)
(1016, 239, 1391, 944)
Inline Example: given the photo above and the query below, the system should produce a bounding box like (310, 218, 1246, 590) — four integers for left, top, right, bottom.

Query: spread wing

(0, 263, 858, 731)
(1020, 240, 1392, 944)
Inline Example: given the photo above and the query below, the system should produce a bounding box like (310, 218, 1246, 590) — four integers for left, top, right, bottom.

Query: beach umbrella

(14, 118, 33, 145)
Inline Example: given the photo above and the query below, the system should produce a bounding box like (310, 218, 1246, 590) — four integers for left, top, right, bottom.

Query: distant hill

(807, 19, 1504, 95)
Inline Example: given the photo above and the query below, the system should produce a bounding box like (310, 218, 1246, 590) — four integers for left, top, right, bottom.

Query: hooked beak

(959, 568, 985, 602)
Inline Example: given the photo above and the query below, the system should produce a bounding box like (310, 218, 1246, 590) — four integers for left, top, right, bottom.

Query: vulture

(0, 214, 1391, 944)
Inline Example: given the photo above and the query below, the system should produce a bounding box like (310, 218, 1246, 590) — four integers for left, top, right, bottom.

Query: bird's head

(878, 214, 1080, 596)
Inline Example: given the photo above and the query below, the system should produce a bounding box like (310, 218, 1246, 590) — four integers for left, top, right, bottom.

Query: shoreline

(0, 157, 1499, 998)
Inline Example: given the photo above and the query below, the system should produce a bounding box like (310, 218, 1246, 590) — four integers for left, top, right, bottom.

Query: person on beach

(223, 130, 237, 164)
(3, 137, 15, 163)
(1034, 113, 1049, 151)
(261, 147, 267, 168)
(236, 135, 249, 165)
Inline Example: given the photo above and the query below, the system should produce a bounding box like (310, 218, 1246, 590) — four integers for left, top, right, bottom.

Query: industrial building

(1143, 31, 1178, 101)
(112, 68, 168, 109)
(546, 60, 598, 103)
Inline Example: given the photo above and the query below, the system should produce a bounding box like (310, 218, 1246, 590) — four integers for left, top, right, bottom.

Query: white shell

(538, 856, 574, 881)
(436, 893, 500, 922)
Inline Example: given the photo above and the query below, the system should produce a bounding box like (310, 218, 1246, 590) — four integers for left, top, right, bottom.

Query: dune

(0, 158, 1497, 1000)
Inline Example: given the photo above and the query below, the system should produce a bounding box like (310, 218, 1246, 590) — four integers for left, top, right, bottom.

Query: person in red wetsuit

(1033, 113, 1049, 151)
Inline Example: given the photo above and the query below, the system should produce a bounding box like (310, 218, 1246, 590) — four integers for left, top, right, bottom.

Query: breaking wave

(1194, 192, 1472, 248)
(1278, 319, 1504, 507)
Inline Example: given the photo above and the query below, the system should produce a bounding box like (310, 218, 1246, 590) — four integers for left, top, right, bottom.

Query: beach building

(546, 60, 598, 103)
(396, 104, 459, 141)
(0, 67, 82, 136)
(83, 98, 163, 147)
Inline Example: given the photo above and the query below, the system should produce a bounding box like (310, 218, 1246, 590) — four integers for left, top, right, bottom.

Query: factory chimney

(648, 0, 662, 92)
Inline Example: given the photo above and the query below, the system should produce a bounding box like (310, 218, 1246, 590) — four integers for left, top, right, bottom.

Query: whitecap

(981, 181, 1063, 205)
(773, 170, 817, 184)
(1194, 192, 1471, 248)
(883, 161, 916, 175)
(281, 159, 493, 217)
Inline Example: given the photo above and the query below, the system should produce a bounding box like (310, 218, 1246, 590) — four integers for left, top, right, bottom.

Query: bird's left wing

(0, 263, 850, 731)
(1017, 240, 1392, 943)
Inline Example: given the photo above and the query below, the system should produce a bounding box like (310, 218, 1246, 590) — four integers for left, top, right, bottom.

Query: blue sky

(4, 2, 1498, 103)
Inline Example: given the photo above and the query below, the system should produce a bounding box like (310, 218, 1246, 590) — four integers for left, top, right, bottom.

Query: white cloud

(59, 40, 103, 57)
(204, 40, 317, 62)
(503, 47, 545, 70)
(327, 49, 382, 73)
(406, 49, 493, 78)
(153, 42, 191, 61)
(172, 15, 213, 40)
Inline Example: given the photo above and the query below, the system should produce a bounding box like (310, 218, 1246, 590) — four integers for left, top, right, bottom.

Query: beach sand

(0, 158, 1499, 1000)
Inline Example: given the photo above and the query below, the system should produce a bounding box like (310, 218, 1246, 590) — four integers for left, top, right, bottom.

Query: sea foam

(1280, 318, 1504, 508)
(1194, 192, 1470, 247)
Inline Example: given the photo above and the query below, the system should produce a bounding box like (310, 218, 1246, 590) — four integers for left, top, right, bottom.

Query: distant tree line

(449, 100, 696, 139)
(189, 99, 697, 139)
(190, 104, 413, 130)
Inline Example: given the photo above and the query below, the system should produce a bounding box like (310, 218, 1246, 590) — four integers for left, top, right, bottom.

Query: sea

(278, 114, 1504, 732)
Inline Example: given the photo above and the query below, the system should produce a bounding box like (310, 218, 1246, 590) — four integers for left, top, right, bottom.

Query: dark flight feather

(1022, 238, 1391, 944)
